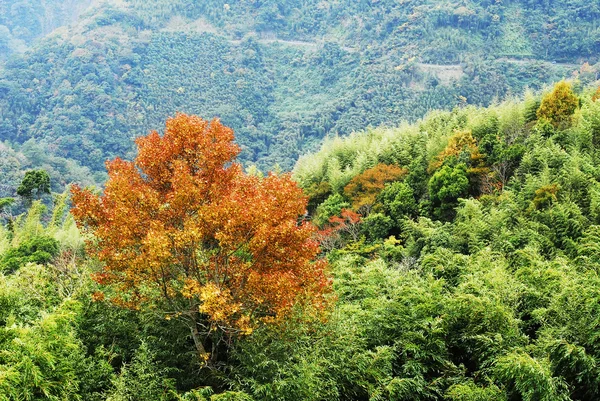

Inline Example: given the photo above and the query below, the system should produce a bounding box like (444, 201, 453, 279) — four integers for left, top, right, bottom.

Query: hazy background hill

(0, 0, 94, 58)
(0, 0, 599, 195)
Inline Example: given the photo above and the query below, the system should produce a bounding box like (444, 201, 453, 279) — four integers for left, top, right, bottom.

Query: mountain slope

(0, 0, 597, 178)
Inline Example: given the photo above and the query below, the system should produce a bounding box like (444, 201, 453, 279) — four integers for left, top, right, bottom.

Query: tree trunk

(190, 323, 210, 364)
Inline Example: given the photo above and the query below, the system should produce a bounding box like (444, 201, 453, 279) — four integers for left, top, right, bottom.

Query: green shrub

(1, 235, 60, 273)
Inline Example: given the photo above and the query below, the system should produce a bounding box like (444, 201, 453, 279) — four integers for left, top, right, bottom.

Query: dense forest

(3, 1, 600, 400)
(2, 80, 600, 400)
(1, 0, 599, 198)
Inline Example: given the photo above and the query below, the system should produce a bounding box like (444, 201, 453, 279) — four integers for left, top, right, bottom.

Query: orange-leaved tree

(343, 164, 407, 212)
(71, 114, 330, 363)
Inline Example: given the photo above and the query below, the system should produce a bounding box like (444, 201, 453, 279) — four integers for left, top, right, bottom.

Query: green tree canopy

(16, 169, 50, 201)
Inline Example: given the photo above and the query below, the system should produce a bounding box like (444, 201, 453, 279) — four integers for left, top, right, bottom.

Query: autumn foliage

(71, 114, 330, 361)
(317, 209, 362, 251)
(537, 81, 579, 128)
(592, 86, 600, 102)
(428, 129, 486, 174)
(343, 164, 407, 211)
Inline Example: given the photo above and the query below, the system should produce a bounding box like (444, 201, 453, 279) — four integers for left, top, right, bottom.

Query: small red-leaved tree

(71, 114, 330, 363)
(317, 209, 362, 252)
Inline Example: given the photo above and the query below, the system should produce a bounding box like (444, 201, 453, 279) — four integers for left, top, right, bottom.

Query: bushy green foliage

(378, 182, 418, 222)
(16, 169, 50, 201)
(0, 299, 84, 400)
(361, 213, 393, 241)
(107, 342, 177, 401)
(429, 163, 470, 219)
(0, 235, 59, 273)
(445, 381, 506, 401)
(283, 85, 600, 400)
(494, 352, 570, 401)
(0, 140, 99, 200)
(0, 197, 14, 211)
(304, 181, 332, 214)
(532, 184, 560, 210)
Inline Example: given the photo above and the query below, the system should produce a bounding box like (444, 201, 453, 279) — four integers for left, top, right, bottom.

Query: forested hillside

(1, 0, 599, 194)
(2, 81, 600, 400)
(0, 0, 93, 58)
(3, 1, 600, 400)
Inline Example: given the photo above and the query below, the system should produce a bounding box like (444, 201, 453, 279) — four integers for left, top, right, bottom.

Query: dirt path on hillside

(497, 57, 580, 69)
(229, 37, 357, 53)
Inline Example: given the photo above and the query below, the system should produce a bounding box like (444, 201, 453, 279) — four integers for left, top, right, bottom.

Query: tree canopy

(71, 114, 330, 363)
(16, 169, 50, 201)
